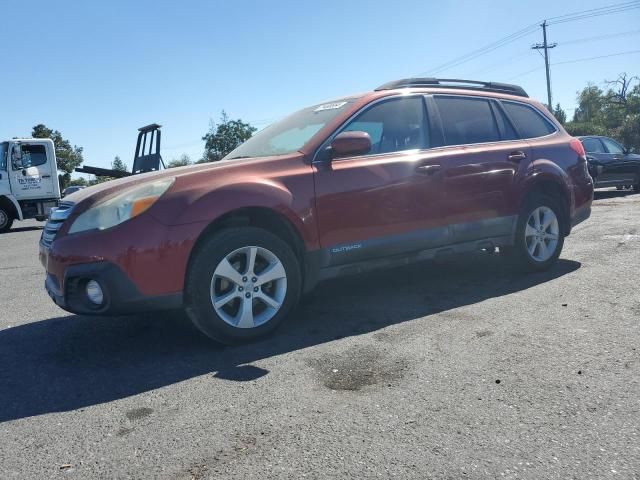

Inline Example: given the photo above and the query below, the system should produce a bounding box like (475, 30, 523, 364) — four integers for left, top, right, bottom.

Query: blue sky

(1, 0, 638, 173)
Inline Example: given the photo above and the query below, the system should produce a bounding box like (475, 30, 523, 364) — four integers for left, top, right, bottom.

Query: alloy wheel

(210, 246, 287, 328)
(524, 206, 559, 262)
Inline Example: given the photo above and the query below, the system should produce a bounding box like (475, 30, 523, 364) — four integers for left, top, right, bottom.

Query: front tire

(0, 207, 13, 233)
(185, 227, 302, 344)
(503, 194, 565, 272)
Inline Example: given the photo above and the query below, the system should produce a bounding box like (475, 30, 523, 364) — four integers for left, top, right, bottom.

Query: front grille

(41, 201, 75, 248)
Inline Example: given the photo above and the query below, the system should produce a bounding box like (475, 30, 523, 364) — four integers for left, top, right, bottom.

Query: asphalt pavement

(1, 189, 639, 479)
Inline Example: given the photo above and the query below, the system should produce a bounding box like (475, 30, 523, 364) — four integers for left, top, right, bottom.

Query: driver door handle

(415, 164, 441, 175)
(508, 151, 527, 162)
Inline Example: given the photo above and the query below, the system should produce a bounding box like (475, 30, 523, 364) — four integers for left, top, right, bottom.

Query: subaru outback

(40, 78, 594, 343)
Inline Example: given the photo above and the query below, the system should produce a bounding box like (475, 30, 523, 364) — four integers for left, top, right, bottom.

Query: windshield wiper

(228, 155, 252, 160)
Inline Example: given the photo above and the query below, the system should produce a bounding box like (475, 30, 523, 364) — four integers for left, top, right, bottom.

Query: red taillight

(570, 138, 586, 159)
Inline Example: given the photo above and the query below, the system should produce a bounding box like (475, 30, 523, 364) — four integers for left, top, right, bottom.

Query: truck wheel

(503, 194, 565, 272)
(185, 227, 302, 344)
(0, 207, 14, 233)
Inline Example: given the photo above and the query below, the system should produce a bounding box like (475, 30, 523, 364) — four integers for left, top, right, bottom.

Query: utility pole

(531, 20, 557, 109)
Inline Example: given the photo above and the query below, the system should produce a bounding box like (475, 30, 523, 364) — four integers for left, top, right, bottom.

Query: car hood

(62, 153, 304, 208)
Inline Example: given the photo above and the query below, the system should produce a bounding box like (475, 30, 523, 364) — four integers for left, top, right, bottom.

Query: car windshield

(223, 97, 359, 159)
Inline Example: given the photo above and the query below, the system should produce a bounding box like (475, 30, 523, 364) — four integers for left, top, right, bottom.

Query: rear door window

(492, 103, 518, 141)
(502, 101, 556, 139)
(582, 138, 605, 153)
(433, 96, 500, 146)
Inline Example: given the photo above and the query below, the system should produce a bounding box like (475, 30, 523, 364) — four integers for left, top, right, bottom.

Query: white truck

(0, 138, 60, 233)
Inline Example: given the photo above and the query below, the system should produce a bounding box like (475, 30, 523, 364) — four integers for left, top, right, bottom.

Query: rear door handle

(415, 164, 441, 175)
(508, 151, 527, 162)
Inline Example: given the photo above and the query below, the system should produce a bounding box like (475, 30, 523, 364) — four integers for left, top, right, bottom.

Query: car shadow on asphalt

(5, 226, 43, 234)
(0, 254, 580, 423)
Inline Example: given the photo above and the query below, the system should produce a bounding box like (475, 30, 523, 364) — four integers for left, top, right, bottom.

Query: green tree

(88, 156, 128, 185)
(572, 84, 605, 123)
(111, 156, 128, 172)
(167, 154, 193, 168)
(31, 124, 84, 174)
(202, 111, 256, 162)
(58, 173, 71, 191)
(68, 177, 89, 187)
(552, 103, 567, 125)
(565, 74, 640, 152)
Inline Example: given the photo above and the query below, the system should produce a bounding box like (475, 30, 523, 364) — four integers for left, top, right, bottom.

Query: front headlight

(68, 178, 174, 234)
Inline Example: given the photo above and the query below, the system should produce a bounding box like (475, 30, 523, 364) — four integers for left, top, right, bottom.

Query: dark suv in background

(41, 78, 594, 343)
(580, 135, 640, 191)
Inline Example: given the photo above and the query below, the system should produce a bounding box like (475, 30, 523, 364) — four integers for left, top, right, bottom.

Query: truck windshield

(223, 97, 359, 160)
(0, 143, 7, 171)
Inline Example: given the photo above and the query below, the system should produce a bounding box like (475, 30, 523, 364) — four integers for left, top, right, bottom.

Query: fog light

(86, 280, 104, 305)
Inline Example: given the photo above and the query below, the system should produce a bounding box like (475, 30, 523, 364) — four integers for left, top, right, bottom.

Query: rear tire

(503, 193, 565, 272)
(0, 207, 13, 233)
(185, 227, 302, 344)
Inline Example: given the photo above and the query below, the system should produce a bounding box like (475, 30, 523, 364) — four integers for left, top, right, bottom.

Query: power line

(546, 1, 638, 20)
(560, 29, 640, 46)
(507, 66, 544, 81)
(462, 50, 537, 77)
(553, 49, 640, 66)
(416, 1, 640, 77)
(526, 1, 640, 106)
(507, 49, 640, 80)
(416, 24, 539, 76)
(547, 1, 640, 25)
(464, 29, 640, 79)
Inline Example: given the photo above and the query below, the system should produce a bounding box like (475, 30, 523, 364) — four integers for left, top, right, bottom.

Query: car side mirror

(330, 131, 372, 158)
(625, 147, 634, 154)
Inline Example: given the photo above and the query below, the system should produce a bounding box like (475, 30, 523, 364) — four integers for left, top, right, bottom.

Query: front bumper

(44, 261, 182, 315)
(39, 211, 206, 316)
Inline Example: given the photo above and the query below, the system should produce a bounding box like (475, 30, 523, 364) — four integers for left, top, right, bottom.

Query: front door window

(339, 96, 428, 155)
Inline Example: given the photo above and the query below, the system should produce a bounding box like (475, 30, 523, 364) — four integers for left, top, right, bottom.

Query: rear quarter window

(502, 101, 556, 139)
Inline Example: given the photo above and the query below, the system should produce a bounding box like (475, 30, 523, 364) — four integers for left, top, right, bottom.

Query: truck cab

(0, 138, 60, 232)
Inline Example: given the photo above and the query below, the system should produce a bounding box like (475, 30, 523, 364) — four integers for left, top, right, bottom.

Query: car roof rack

(375, 78, 528, 98)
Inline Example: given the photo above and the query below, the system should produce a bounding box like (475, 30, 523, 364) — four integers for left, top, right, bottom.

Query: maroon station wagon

(40, 78, 594, 343)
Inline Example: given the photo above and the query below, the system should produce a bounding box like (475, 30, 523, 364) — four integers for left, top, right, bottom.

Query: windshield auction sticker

(314, 102, 347, 112)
